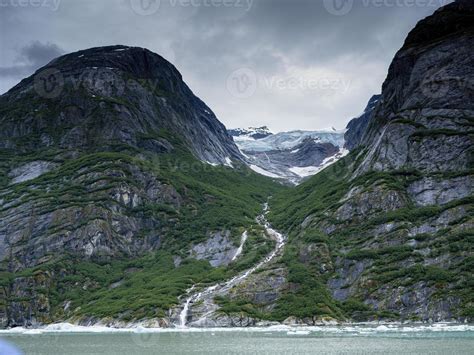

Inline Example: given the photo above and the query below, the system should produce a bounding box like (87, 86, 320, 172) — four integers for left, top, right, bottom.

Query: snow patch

(289, 166, 322, 178)
(250, 165, 280, 178)
(289, 148, 349, 178)
(224, 157, 233, 168)
(235, 130, 345, 153)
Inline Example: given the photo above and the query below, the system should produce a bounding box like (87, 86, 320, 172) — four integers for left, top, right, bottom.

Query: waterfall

(179, 296, 192, 327)
(178, 286, 195, 327)
(232, 231, 248, 261)
(173, 200, 286, 327)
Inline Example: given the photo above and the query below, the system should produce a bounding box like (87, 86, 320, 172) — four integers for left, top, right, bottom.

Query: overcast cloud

(0, 0, 451, 131)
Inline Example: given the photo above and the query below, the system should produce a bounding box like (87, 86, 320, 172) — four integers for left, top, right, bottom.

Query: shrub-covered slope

(0, 47, 285, 327)
(268, 0, 473, 323)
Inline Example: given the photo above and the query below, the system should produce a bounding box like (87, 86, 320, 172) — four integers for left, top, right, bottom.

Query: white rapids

(231, 231, 248, 261)
(176, 202, 286, 327)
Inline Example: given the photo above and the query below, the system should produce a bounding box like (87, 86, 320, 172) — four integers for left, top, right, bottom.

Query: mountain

(0, 1, 472, 329)
(228, 126, 273, 140)
(0, 46, 284, 328)
(344, 94, 381, 150)
(0, 45, 242, 166)
(230, 128, 347, 184)
(267, 0, 473, 323)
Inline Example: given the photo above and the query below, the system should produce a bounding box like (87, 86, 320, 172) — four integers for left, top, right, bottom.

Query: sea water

(1, 324, 473, 354)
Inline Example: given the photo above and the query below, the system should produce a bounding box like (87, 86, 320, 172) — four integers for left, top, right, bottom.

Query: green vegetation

(268, 146, 473, 322)
(214, 296, 266, 320)
(270, 246, 344, 322)
(0, 123, 287, 323)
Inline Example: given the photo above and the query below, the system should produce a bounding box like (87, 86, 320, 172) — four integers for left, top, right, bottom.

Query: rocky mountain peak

(1, 45, 242, 165)
(43, 45, 181, 81)
(402, 0, 474, 49)
(359, 0, 474, 155)
(228, 126, 273, 140)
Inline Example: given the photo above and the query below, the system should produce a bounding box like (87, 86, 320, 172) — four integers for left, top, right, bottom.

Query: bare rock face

(0, 45, 242, 165)
(278, 1, 473, 324)
(356, 0, 474, 175)
(8, 161, 59, 184)
(325, 1, 474, 322)
(190, 231, 238, 267)
(0, 46, 248, 272)
(344, 94, 381, 151)
(0, 46, 262, 329)
(1, 162, 180, 271)
(407, 176, 473, 206)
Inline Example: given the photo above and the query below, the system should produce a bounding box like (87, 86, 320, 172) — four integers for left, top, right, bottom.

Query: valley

(0, 0, 472, 330)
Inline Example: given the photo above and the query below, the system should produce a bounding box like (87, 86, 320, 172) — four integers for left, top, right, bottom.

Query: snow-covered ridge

(228, 126, 273, 140)
(229, 127, 346, 184)
(233, 128, 345, 153)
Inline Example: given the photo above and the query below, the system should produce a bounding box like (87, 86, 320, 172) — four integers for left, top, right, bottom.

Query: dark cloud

(18, 41, 64, 67)
(0, 41, 64, 80)
(0, 0, 451, 131)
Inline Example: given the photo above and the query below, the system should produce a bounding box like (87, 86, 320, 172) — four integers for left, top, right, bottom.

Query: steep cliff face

(0, 45, 242, 165)
(344, 94, 380, 151)
(269, 0, 473, 323)
(0, 47, 283, 328)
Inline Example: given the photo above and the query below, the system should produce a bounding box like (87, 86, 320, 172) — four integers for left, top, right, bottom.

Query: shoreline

(1, 322, 473, 335)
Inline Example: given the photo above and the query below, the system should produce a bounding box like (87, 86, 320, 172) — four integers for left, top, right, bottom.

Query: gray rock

(190, 231, 238, 267)
(8, 161, 58, 184)
(408, 176, 473, 206)
(345, 95, 381, 151)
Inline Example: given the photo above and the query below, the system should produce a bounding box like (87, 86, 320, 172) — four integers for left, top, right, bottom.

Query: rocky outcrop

(228, 126, 273, 140)
(269, 0, 473, 324)
(190, 231, 239, 267)
(0, 46, 278, 329)
(327, 1, 474, 321)
(8, 161, 59, 184)
(344, 94, 380, 151)
(1, 45, 243, 165)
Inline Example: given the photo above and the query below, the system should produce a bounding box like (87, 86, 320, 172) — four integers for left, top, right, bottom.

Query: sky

(0, 0, 452, 132)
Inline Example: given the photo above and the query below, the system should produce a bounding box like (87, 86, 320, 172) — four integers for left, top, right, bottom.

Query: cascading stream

(176, 201, 286, 327)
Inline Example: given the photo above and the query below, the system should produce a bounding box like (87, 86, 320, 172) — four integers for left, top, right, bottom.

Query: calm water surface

(1, 327, 473, 355)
